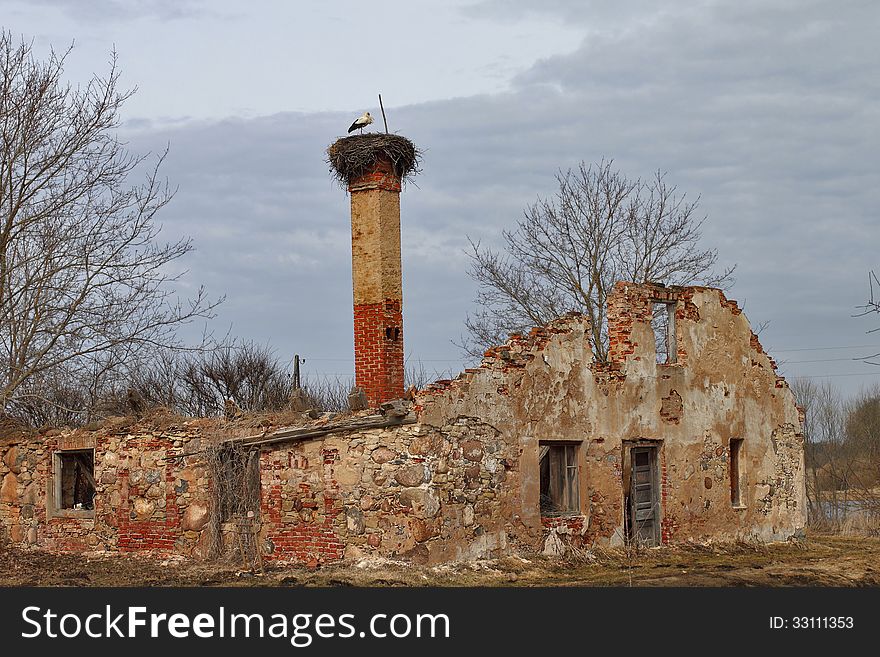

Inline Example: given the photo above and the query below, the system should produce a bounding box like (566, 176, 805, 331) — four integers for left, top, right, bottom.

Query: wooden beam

(73, 453, 98, 490)
(236, 415, 416, 448)
(166, 413, 417, 459)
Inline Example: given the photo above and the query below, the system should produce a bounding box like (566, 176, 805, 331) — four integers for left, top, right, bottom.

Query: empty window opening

(215, 447, 261, 522)
(56, 450, 96, 511)
(730, 438, 744, 506)
(539, 442, 579, 515)
(651, 302, 677, 364)
(385, 327, 400, 340)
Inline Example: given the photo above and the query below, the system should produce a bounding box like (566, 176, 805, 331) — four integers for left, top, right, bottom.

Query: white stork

(348, 111, 373, 134)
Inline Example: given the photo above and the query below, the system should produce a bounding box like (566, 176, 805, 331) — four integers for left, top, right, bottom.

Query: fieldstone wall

(1, 416, 519, 565)
(258, 417, 517, 565)
(0, 419, 212, 555)
(1, 438, 42, 545)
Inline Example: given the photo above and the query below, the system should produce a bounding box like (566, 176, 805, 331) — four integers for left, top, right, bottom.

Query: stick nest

(326, 134, 421, 188)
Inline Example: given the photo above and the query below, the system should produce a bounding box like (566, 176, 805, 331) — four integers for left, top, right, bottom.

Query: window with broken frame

(539, 442, 580, 515)
(651, 301, 677, 364)
(53, 449, 96, 513)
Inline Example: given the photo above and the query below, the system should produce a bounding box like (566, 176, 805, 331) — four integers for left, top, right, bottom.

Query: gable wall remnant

(415, 283, 805, 550)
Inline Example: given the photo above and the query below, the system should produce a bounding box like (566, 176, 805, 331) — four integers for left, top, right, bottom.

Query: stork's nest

(326, 133, 421, 188)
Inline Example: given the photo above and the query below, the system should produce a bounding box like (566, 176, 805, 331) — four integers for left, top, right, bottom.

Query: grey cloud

(491, 0, 880, 387)
(114, 0, 879, 392)
(0, 0, 213, 22)
(462, 0, 663, 27)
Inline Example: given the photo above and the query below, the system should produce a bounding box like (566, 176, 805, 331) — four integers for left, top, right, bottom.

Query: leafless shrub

(176, 342, 291, 416)
(130, 344, 357, 418)
(404, 360, 457, 392)
(299, 375, 350, 413)
(5, 369, 91, 428)
(7, 338, 432, 427)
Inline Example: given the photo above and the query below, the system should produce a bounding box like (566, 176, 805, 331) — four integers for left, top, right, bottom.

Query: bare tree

(793, 378, 880, 534)
(463, 160, 734, 360)
(0, 31, 220, 415)
(855, 270, 880, 364)
(791, 378, 846, 526)
(843, 386, 880, 501)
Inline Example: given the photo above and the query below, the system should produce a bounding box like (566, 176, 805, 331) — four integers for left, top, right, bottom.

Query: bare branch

(463, 159, 734, 360)
(0, 30, 221, 416)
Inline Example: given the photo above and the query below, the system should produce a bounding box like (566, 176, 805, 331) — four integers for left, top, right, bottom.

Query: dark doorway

(215, 446, 261, 522)
(624, 445, 661, 546)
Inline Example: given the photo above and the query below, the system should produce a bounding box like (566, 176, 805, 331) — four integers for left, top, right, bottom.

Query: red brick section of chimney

(348, 156, 404, 407)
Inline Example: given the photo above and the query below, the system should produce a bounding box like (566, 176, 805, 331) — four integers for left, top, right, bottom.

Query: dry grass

(2, 532, 878, 587)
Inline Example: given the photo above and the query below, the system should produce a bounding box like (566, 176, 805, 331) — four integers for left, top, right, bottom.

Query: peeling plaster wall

(416, 283, 807, 549)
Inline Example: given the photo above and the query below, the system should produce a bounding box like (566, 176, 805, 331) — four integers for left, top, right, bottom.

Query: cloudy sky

(3, 0, 879, 395)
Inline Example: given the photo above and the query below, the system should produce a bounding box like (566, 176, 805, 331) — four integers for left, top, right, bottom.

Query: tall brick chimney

(327, 134, 419, 409)
(348, 155, 405, 407)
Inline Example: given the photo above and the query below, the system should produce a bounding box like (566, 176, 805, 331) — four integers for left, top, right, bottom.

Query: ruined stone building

(0, 136, 806, 564)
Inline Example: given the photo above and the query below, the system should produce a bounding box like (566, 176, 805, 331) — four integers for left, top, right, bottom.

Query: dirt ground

(1, 532, 878, 587)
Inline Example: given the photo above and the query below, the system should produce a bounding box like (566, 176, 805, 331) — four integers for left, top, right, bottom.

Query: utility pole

(289, 354, 308, 412)
(292, 354, 301, 390)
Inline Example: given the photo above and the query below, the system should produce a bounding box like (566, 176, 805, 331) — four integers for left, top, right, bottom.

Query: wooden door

(629, 446, 660, 546)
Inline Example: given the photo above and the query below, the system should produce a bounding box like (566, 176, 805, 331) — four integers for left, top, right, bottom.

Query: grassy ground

(1, 532, 878, 587)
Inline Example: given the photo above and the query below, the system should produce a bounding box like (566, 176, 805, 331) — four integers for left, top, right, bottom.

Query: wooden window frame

(539, 441, 581, 516)
(50, 448, 97, 519)
(651, 301, 677, 365)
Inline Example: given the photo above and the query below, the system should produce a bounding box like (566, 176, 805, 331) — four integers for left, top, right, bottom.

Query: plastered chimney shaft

(348, 156, 404, 407)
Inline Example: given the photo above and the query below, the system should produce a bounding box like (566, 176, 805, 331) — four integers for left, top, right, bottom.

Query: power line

(768, 344, 880, 353)
(298, 345, 880, 378)
(782, 356, 879, 364)
(298, 344, 880, 363)
(787, 371, 880, 379)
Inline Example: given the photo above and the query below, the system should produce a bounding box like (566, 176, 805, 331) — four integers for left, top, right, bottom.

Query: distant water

(817, 498, 877, 518)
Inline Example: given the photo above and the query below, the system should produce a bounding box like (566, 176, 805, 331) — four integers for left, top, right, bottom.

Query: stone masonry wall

(0, 419, 213, 555)
(258, 417, 517, 565)
(1, 417, 517, 565)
